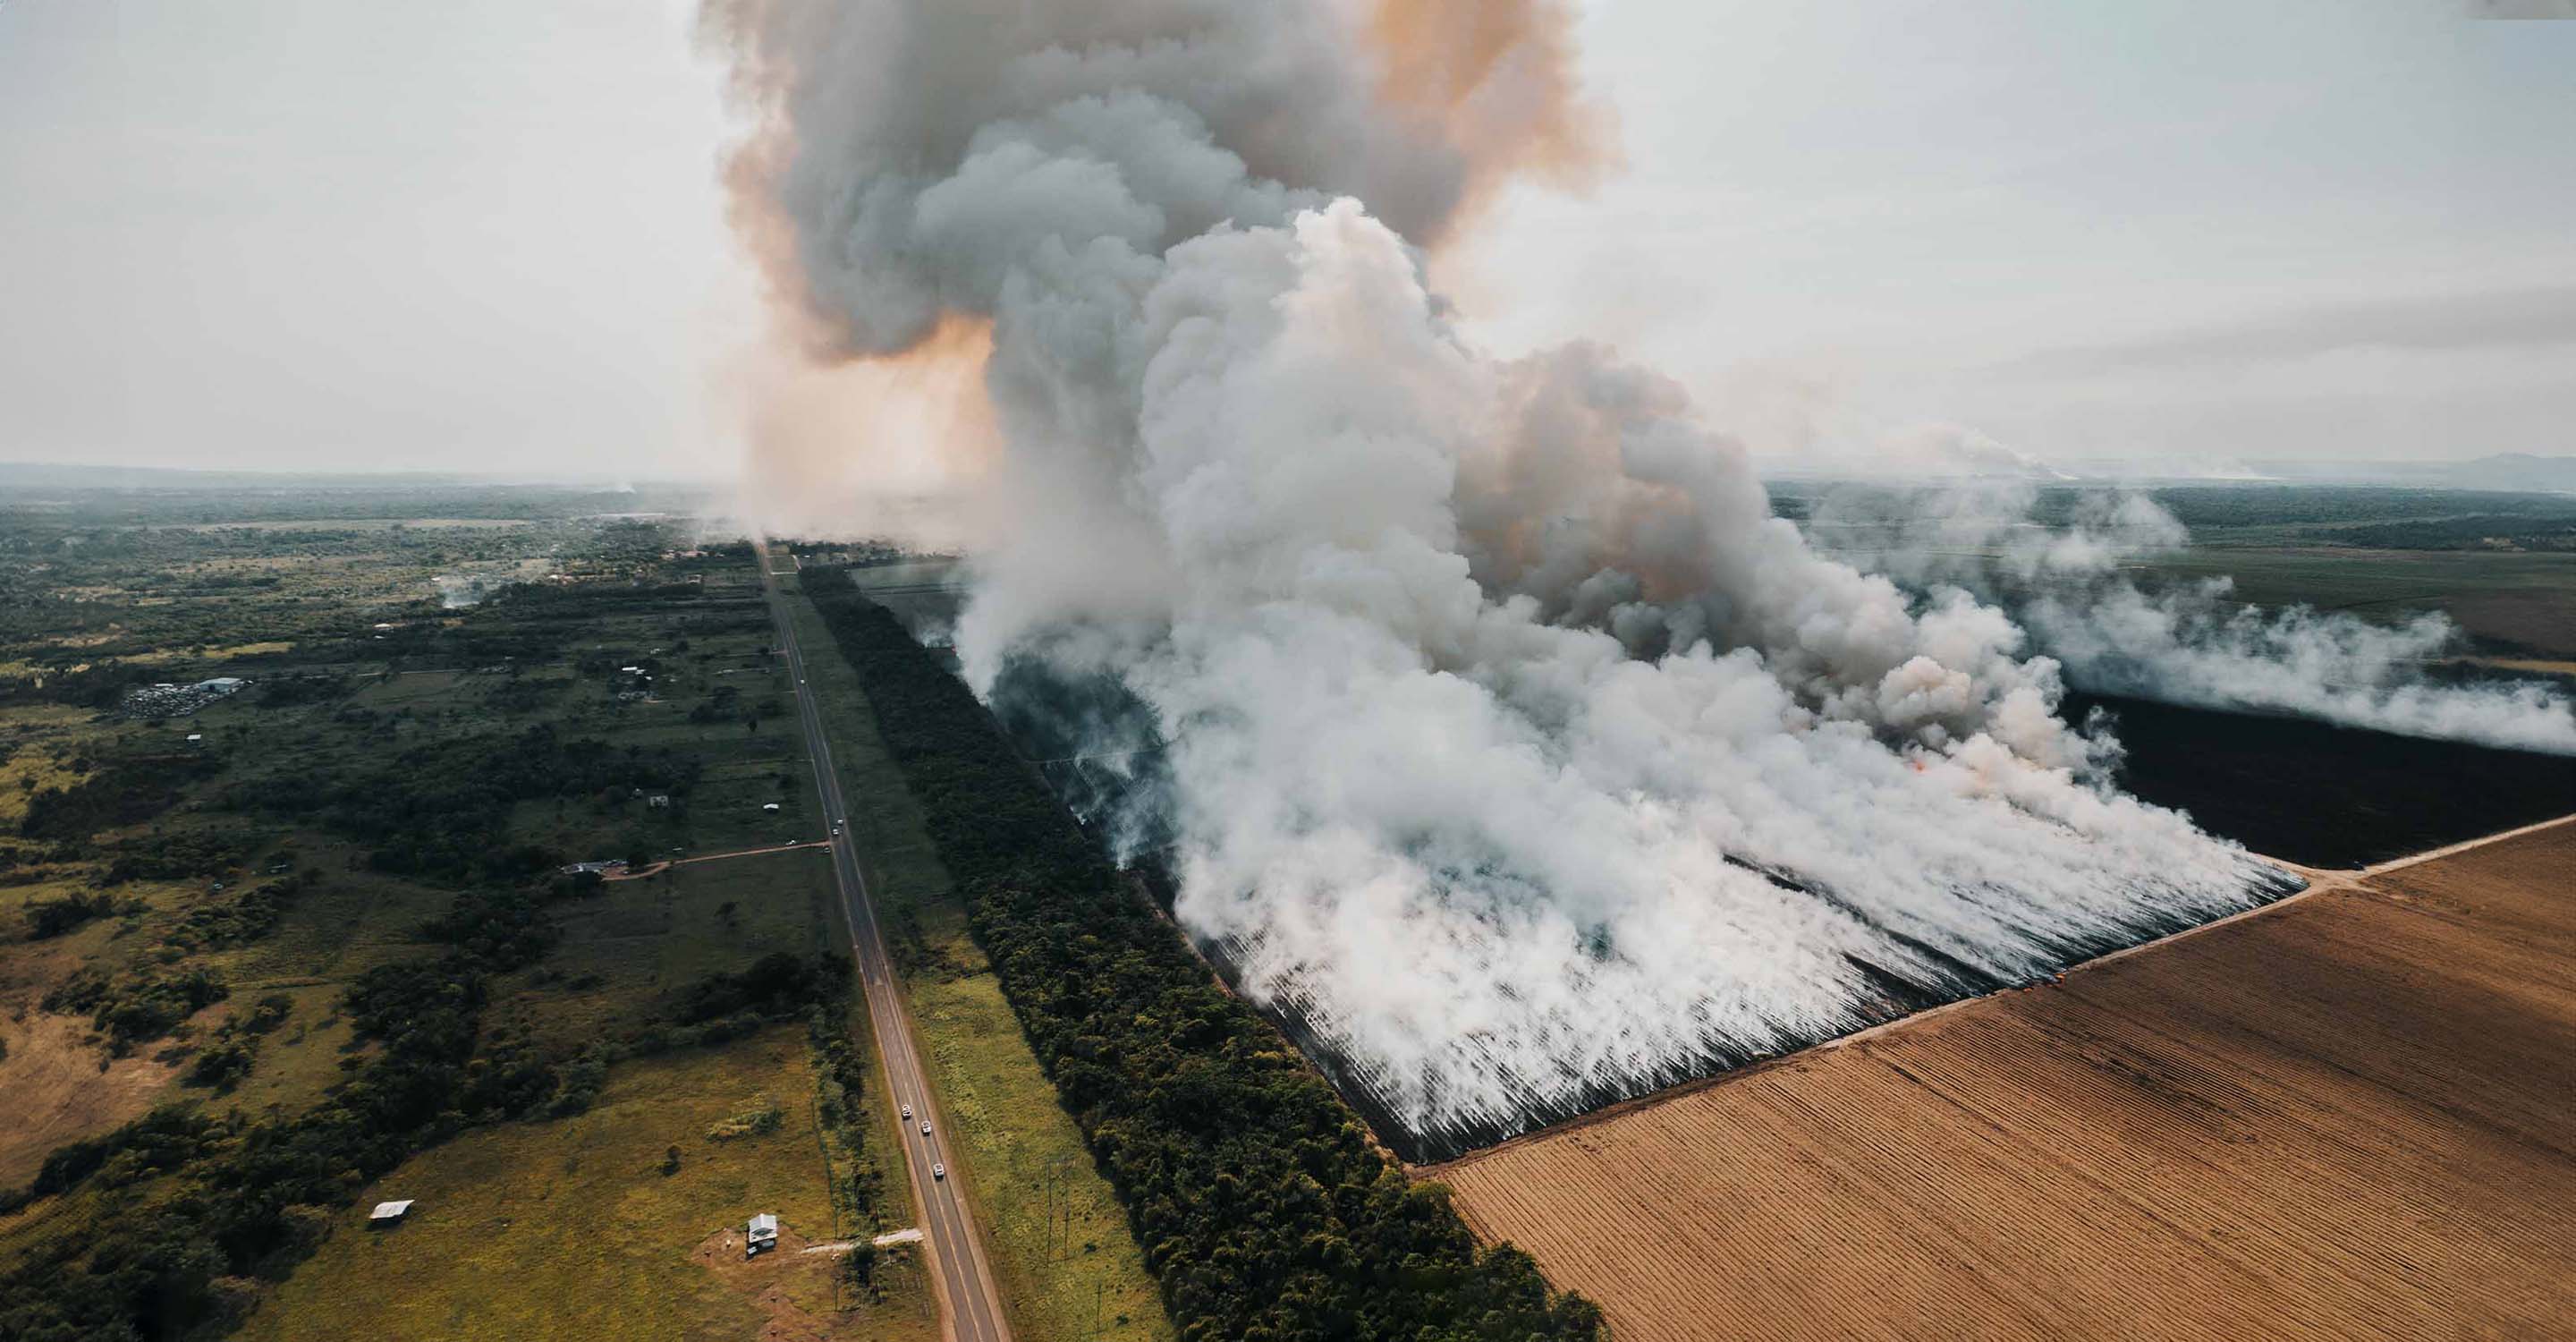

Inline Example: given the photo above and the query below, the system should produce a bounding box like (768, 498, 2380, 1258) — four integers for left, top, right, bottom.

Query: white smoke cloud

(1809, 480, 2576, 755)
(706, 0, 2292, 1153)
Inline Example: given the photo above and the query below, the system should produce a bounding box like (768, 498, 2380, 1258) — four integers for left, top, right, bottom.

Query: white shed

(369, 1200, 414, 1227)
(746, 1212, 780, 1259)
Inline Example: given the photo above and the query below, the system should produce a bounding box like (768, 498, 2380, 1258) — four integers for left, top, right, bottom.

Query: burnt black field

(2067, 693, 2576, 867)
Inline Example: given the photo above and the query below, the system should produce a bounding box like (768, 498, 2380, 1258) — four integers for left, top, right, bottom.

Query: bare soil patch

(691, 1222, 843, 1342)
(1438, 820, 2576, 1341)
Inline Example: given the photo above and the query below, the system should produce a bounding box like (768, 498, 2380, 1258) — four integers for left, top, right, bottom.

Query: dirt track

(1436, 819, 2576, 1341)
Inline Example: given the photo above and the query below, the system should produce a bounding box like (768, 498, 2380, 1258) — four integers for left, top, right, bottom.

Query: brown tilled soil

(1436, 819, 2576, 1342)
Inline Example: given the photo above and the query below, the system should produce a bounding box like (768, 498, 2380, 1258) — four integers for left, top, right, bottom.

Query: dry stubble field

(1436, 819, 2576, 1341)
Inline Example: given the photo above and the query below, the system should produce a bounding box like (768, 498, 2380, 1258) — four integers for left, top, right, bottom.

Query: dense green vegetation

(226, 724, 699, 881)
(20, 752, 218, 840)
(2330, 514, 2576, 551)
(41, 962, 230, 1055)
(801, 568, 1603, 1342)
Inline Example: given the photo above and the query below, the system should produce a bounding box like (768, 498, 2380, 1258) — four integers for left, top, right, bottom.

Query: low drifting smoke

(1808, 480, 2576, 755)
(705, 0, 2295, 1154)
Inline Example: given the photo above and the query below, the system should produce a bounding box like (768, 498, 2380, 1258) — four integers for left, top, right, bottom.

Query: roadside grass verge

(236, 1026, 934, 1342)
(784, 585, 1174, 1342)
(908, 898, 1175, 1342)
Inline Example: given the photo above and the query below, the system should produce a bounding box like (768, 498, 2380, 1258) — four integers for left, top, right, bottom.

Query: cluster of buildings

(121, 675, 249, 718)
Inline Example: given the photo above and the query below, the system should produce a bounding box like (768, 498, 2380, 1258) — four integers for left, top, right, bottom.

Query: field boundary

(2366, 810, 2576, 876)
(1420, 810, 2576, 1176)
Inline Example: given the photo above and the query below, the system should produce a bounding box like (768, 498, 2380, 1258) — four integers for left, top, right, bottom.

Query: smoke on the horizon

(1807, 480, 2576, 755)
(703, 0, 2306, 1152)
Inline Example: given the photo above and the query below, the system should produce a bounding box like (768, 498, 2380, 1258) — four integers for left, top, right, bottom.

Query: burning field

(1431, 817, 2576, 1341)
(710, 0, 2576, 1163)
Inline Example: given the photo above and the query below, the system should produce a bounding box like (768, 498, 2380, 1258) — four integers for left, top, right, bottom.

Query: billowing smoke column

(707, 0, 2291, 1157)
(1809, 483, 2576, 755)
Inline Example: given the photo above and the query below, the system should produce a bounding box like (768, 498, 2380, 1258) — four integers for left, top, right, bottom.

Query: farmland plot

(1436, 820, 2576, 1341)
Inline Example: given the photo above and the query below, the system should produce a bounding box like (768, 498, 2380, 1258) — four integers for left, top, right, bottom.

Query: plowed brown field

(1436, 819, 2576, 1341)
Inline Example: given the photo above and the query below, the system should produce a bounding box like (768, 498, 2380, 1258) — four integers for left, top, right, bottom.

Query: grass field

(785, 581, 1175, 1342)
(237, 1026, 937, 1342)
(0, 1012, 187, 1190)
(904, 898, 1174, 1342)
(0, 738, 89, 829)
(530, 850, 839, 1053)
(1436, 819, 2576, 1341)
(0, 861, 225, 1185)
(2135, 546, 2576, 657)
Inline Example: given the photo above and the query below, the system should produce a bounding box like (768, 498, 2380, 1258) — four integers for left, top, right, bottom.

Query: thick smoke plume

(1809, 482, 2576, 755)
(706, 0, 2293, 1155)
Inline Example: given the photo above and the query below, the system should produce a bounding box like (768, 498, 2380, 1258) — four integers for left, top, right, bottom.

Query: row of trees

(801, 569, 1603, 1342)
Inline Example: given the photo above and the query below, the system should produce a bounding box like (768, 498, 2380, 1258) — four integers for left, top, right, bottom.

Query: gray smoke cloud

(1809, 480, 2576, 754)
(706, 0, 2291, 1151)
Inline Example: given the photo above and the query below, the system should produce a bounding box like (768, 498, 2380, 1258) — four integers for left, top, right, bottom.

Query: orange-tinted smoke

(1363, 0, 1619, 240)
(725, 311, 1002, 547)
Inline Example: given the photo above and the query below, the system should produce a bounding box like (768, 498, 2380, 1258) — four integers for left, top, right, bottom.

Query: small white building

(369, 1200, 414, 1227)
(745, 1212, 779, 1259)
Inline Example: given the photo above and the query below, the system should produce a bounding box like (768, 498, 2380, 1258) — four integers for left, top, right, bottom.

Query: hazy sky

(3, 0, 2571, 478)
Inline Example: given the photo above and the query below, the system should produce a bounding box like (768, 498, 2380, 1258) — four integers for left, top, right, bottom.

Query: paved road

(756, 543, 1012, 1342)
